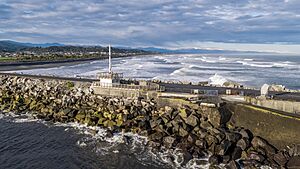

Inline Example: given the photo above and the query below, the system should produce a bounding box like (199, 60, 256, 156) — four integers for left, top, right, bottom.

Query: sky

(1, 0, 300, 53)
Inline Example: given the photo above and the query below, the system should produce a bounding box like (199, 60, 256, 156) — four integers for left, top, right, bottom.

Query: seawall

(226, 103, 300, 149)
(244, 96, 300, 114)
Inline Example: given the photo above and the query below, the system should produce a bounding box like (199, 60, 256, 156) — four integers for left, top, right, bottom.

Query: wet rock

(75, 111, 85, 121)
(251, 136, 277, 156)
(238, 129, 252, 139)
(200, 121, 214, 129)
(287, 156, 300, 169)
(149, 132, 164, 142)
(209, 155, 221, 165)
(215, 140, 232, 156)
(179, 127, 189, 137)
(178, 107, 190, 119)
(273, 151, 289, 166)
(185, 114, 199, 127)
(61, 108, 72, 116)
(106, 130, 114, 138)
(222, 155, 231, 163)
(236, 138, 250, 151)
(201, 106, 231, 128)
(288, 144, 300, 157)
(176, 150, 193, 166)
(225, 160, 240, 169)
(195, 139, 207, 149)
(231, 147, 243, 160)
(163, 136, 176, 148)
(187, 134, 197, 144)
(147, 141, 161, 148)
(248, 151, 265, 162)
(240, 160, 261, 168)
(205, 135, 219, 147)
(226, 132, 242, 143)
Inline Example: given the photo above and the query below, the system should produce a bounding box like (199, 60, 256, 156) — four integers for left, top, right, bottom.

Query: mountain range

(0, 40, 64, 52)
(0, 40, 265, 54)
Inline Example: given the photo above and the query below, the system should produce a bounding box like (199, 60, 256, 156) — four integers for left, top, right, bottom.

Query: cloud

(0, 0, 300, 53)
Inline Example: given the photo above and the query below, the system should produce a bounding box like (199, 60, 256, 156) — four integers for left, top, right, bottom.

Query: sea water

(1, 53, 291, 168)
(9, 53, 300, 90)
(0, 114, 213, 169)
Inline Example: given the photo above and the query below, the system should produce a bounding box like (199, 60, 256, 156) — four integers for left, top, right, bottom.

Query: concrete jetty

(1, 74, 300, 168)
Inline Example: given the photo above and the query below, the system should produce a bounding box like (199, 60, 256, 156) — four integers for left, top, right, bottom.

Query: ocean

(9, 53, 300, 90)
(0, 114, 179, 169)
(1, 53, 299, 169)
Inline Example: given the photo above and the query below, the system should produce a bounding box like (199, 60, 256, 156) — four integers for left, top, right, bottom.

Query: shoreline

(0, 54, 154, 71)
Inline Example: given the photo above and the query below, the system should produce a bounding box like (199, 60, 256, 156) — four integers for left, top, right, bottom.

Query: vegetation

(0, 44, 154, 63)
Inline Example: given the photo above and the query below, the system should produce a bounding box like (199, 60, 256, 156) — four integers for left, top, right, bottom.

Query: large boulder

(178, 107, 191, 119)
(209, 155, 221, 165)
(75, 111, 85, 121)
(226, 132, 242, 143)
(215, 140, 232, 156)
(251, 136, 277, 156)
(273, 151, 289, 167)
(231, 147, 243, 160)
(163, 136, 176, 148)
(287, 156, 300, 169)
(225, 160, 240, 169)
(200, 106, 231, 128)
(179, 127, 189, 137)
(236, 138, 250, 151)
(185, 114, 199, 127)
(248, 151, 265, 162)
(288, 144, 300, 157)
(195, 139, 207, 149)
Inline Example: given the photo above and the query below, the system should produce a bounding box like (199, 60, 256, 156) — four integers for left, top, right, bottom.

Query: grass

(0, 57, 17, 62)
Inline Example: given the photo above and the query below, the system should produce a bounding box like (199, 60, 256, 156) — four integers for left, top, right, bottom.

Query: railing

(97, 72, 123, 79)
(92, 82, 165, 91)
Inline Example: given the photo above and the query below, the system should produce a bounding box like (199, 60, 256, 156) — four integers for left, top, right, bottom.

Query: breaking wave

(0, 113, 212, 169)
(6, 53, 300, 89)
(209, 73, 228, 86)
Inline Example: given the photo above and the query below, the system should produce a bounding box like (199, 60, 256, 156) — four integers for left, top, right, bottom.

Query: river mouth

(0, 113, 213, 169)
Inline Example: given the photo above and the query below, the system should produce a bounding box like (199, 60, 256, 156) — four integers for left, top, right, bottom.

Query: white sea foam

(237, 60, 274, 68)
(199, 56, 217, 63)
(2, 111, 277, 169)
(209, 73, 228, 86)
(218, 56, 226, 61)
(13, 118, 39, 123)
(7, 54, 300, 89)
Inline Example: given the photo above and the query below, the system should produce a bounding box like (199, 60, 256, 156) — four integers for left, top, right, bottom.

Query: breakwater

(0, 75, 299, 168)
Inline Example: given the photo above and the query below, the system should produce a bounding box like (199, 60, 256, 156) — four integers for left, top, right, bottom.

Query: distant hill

(20, 45, 148, 54)
(139, 47, 264, 54)
(0, 40, 64, 52)
(0, 41, 28, 52)
(0, 40, 151, 55)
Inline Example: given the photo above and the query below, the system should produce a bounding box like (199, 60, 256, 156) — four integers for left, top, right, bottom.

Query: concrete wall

(245, 96, 300, 114)
(226, 103, 300, 149)
(92, 86, 158, 99)
(156, 97, 199, 109)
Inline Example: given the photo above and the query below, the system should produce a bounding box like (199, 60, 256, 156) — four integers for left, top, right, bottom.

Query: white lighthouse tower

(108, 44, 112, 73)
(97, 44, 123, 86)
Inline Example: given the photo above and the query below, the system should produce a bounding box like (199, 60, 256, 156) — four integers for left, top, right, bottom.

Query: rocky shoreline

(0, 75, 299, 168)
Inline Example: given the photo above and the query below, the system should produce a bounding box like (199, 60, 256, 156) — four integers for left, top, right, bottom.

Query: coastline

(0, 54, 154, 71)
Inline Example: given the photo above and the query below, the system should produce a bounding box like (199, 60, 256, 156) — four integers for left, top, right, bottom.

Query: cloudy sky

(1, 0, 300, 53)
